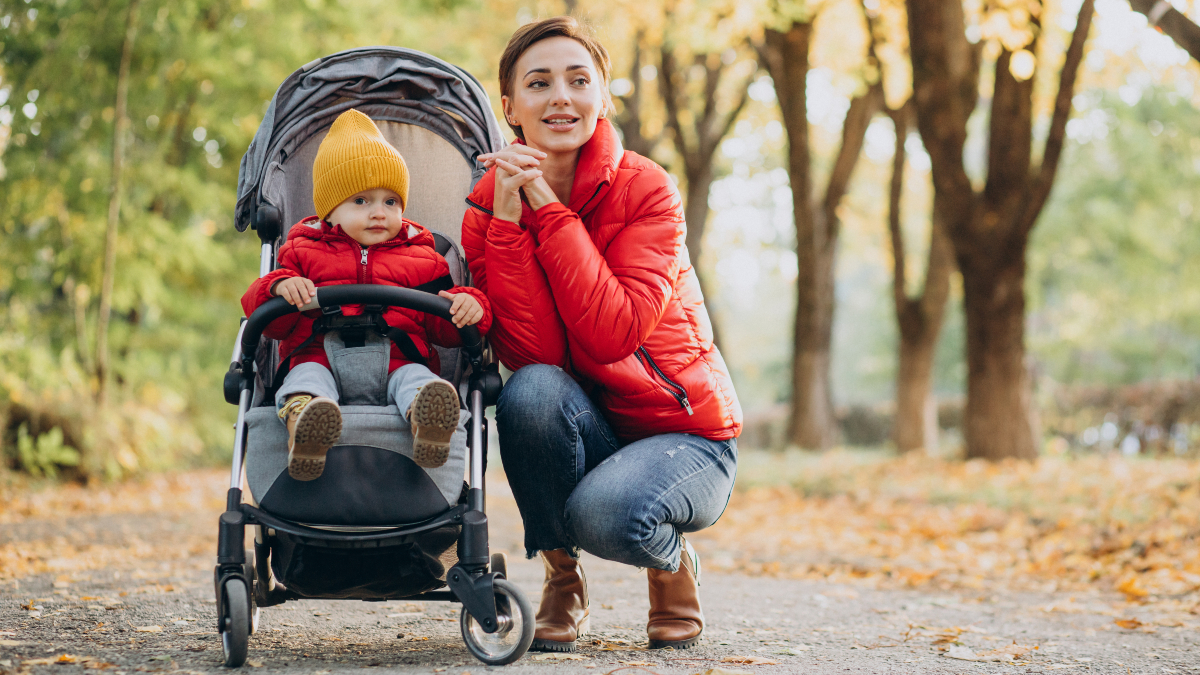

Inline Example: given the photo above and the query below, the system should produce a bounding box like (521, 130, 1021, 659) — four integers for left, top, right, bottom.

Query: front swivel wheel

(220, 578, 250, 667)
(460, 578, 534, 665)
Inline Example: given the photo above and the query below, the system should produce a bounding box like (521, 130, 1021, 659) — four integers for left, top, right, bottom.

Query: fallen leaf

(83, 662, 117, 670)
(246, 660, 263, 668)
(281, 622, 301, 627)
(721, 656, 779, 665)
(1114, 618, 1143, 630)
(0, 640, 23, 647)
(619, 662, 655, 667)
(696, 669, 753, 675)
(134, 625, 162, 633)
(942, 644, 1036, 663)
(148, 655, 172, 661)
(774, 646, 809, 655)
(1116, 576, 1149, 600)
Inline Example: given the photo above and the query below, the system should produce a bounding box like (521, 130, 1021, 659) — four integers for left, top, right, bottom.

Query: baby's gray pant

(275, 362, 444, 422)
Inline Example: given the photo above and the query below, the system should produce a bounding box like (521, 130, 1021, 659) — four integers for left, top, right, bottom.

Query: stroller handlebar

(239, 284, 483, 369)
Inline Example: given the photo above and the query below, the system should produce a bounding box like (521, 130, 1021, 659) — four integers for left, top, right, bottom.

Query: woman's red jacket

(460, 119, 742, 442)
(242, 217, 491, 375)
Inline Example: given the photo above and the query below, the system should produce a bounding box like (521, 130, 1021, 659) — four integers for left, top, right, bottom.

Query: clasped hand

(477, 144, 557, 223)
(271, 277, 484, 328)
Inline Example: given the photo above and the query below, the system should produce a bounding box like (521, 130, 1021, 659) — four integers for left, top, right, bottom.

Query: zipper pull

(681, 396, 693, 416)
(360, 248, 368, 265)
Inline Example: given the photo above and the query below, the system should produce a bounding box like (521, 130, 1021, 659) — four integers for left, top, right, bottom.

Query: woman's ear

(501, 95, 516, 126)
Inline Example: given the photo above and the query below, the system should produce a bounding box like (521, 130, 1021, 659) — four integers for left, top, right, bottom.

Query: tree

(884, 101, 955, 452)
(758, 16, 883, 449)
(905, 0, 1097, 459)
(1126, 0, 1200, 63)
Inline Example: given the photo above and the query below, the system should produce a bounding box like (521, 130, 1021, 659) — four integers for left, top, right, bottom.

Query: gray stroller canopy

(234, 46, 506, 234)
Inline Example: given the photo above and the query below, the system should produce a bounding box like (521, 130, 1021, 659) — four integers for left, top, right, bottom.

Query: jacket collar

(467, 118, 624, 220)
(287, 216, 434, 248)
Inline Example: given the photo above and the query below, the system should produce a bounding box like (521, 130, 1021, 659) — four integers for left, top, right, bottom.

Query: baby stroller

(215, 47, 534, 667)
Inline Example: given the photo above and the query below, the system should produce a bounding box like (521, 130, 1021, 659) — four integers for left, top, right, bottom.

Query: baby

(242, 110, 490, 481)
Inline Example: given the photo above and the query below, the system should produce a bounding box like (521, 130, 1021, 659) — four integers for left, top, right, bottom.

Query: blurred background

(2, 0, 1200, 480)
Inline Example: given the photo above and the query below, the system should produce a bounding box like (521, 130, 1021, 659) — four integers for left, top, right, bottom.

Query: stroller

(215, 47, 534, 667)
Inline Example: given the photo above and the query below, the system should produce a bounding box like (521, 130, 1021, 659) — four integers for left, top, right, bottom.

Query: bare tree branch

(1127, 0, 1200, 62)
(1022, 0, 1096, 233)
(886, 103, 910, 315)
(821, 83, 884, 245)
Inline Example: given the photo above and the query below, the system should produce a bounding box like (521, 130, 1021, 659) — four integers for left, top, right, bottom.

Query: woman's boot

(530, 549, 590, 652)
(647, 537, 703, 649)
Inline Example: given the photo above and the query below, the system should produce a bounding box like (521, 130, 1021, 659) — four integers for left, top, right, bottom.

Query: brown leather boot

(530, 549, 590, 652)
(279, 394, 342, 481)
(647, 537, 703, 649)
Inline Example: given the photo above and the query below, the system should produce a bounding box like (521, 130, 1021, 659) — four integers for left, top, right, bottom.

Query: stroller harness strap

(268, 273, 456, 392)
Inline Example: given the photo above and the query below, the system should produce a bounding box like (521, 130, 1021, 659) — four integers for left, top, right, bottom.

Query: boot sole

(530, 615, 589, 653)
(287, 399, 342, 481)
(410, 381, 459, 469)
(648, 633, 702, 650)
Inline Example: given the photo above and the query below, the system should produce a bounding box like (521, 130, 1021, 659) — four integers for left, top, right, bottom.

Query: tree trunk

(761, 21, 881, 450)
(960, 242, 1038, 460)
(888, 104, 955, 452)
(682, 164, 723, 347)
(907, 0, 1094, 459)
(95, 0, 139, 404)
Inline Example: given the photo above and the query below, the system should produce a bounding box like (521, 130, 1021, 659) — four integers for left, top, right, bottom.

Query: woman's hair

(498, 16, 613, 140)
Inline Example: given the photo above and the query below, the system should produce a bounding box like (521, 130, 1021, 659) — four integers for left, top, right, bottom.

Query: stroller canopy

(235, 47, 506, 246)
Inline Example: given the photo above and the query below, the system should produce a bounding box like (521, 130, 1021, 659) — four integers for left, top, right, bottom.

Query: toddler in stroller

(215, 47, 535, 668)
(240, 109, 491, 479)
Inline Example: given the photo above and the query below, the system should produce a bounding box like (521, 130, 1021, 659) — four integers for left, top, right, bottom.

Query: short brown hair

(497, 16, 613, 140)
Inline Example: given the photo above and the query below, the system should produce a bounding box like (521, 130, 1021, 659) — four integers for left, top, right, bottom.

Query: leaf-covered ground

(1, 453, 1199, 674)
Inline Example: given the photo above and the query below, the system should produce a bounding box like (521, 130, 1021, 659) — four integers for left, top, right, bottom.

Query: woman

(460, 17, 742, 653)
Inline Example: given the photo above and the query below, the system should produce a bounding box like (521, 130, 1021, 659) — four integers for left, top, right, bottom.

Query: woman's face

(503, 37, 606, 155)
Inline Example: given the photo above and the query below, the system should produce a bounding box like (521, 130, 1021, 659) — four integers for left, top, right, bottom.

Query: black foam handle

(240, 285, 483, 366)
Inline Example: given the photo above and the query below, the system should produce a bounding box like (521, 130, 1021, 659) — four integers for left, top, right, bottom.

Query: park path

(1, 469, 1197, 675)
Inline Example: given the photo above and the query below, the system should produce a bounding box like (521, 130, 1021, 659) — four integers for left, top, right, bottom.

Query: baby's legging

(274, 362, 445, 422)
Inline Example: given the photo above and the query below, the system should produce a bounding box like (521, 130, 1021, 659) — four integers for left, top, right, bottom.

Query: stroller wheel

(243, 548, 260, 635)
(220, 578, 251, 667)
(490, 551, 508, 579)
(460, 578, 534, 665)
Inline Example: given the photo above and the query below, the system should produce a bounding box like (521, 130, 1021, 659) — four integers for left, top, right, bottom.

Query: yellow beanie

(312, 109, 409, 219)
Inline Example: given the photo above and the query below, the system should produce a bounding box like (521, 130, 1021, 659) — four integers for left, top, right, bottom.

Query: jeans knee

(496, 365, 574, 423)
(564, 491, 652, 562)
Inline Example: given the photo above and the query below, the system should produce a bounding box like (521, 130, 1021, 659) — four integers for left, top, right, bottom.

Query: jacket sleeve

(529, 173, 683, 365)
(240, 240, 304, 341)
(423, 285, 492, 348)
(461, 205, 568, 370)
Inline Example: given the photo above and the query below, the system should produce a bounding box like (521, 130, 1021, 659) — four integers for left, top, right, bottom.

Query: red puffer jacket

(242, 216, 491, 375)
(460, 119, 741, 442)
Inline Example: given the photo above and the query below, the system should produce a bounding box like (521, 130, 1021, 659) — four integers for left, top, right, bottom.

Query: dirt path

(1, 469, 1197, 674)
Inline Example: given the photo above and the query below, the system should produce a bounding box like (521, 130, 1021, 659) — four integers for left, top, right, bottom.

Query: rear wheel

(242, 549, 260, 634)
(220, 579, 250, 667)
(460, 578, 534, 665)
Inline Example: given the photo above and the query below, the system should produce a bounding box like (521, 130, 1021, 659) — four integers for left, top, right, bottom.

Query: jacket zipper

(578, 181, 606, 215)
(636, 346, 693, 415)
(358, 245, 369, 283)
(464, 197, 493, 216)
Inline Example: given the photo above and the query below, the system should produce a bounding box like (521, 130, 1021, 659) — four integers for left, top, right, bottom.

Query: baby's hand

(272, 277, 317, 308)
(439, 291, 483, 328)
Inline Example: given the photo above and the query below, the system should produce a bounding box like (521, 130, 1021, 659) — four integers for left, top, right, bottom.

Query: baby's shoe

(278, 394, 342, 481)
(408, 381, 459, 469)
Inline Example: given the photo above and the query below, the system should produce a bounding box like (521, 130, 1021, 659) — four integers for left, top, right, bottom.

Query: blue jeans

(496, 365, 737, 572)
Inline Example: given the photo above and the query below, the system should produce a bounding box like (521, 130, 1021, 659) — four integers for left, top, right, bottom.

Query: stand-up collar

(566, 118, 622, 216)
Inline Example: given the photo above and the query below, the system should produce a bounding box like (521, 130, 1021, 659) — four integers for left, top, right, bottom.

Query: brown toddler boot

(407, 380, 459, 469)
(647, 537, 704, 649)
(278, 394, 342, 481)
(531, 549, 590, 652)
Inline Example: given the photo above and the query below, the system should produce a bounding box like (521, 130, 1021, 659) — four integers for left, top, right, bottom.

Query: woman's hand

(439, 291, 485, 328)
(480, 145, 552, 222)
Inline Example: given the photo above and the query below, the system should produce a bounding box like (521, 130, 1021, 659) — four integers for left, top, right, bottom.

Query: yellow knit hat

(312, 109, 409, 219)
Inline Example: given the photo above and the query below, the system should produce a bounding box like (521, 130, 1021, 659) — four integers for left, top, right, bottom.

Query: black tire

(221, 578, 250, 668)
(243, 549, 260, 635)
(490, 551, 508, 579)
(460, 578, 534, 665)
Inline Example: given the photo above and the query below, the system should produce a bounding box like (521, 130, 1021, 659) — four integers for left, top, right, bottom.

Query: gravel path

(1, 471, 1198, 674)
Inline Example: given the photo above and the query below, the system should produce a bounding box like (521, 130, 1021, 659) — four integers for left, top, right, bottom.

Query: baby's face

(327, 188, 404, 247)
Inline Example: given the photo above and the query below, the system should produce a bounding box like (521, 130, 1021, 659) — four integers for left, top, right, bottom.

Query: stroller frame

(214, 213, 532, 667)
